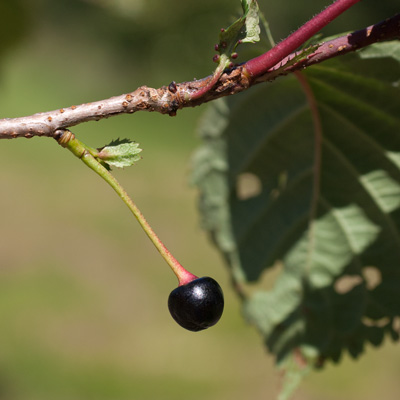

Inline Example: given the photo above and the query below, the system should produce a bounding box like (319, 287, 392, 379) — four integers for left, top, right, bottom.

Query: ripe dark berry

(168, 277, 224, 332)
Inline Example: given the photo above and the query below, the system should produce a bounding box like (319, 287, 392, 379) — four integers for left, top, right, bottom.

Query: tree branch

(253, 13, 400, 83)
(243, 0, 362, 78)
(0, 13, 399, 140)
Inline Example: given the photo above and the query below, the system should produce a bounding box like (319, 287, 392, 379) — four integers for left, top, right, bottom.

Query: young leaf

(238, 0, 260, 44)
(192, 40, 400, 395)
(217, 0, 260, 64)
(192, 0, 260, 100)
(97, 138, 142, 169)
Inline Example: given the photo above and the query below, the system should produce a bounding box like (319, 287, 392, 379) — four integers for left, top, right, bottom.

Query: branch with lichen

(0, 12, 399, 140)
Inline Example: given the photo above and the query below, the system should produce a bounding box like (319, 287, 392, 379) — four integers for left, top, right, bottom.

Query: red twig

(189, 66, 224, 101)
(256, 13, 400, 81)
(244, 0, 362, 78)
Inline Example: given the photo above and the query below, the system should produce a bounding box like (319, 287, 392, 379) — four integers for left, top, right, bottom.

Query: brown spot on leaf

(362, 266, 381, 290)
(334, 275, 362, 294)
(236, 173, 262, 200)
(362, 316, 390, 327)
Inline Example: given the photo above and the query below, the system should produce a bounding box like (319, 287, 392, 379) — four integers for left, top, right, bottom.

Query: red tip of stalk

(177, 268, 198, 286)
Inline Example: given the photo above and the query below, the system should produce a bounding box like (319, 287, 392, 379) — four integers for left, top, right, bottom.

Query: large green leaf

(192, 40, 400, 383)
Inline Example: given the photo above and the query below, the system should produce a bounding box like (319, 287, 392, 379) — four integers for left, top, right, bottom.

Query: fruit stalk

(57, 130, 197, 285)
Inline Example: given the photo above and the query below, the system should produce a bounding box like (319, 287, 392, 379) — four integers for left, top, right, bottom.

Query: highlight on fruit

(168, 276, 224, 332)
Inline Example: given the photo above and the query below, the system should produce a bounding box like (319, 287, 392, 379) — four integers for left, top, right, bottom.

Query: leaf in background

(192, 40, 400, 396)
(97, 138, 142, 169)
(360, 41, 400, 63)
(0, 1, 30, 65)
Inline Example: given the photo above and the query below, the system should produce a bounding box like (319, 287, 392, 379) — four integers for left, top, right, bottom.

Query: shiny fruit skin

(168, 277, 224, 332)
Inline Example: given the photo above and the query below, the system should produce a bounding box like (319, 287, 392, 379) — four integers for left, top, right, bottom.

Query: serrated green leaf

(192, 40, 400, 395)
(97, 139, 142, 169)
(239, 0, 260, 44)
(218, 0, 260, 60)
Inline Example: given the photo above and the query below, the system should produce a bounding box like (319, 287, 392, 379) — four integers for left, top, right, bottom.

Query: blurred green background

(0, 1, 399, 399)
